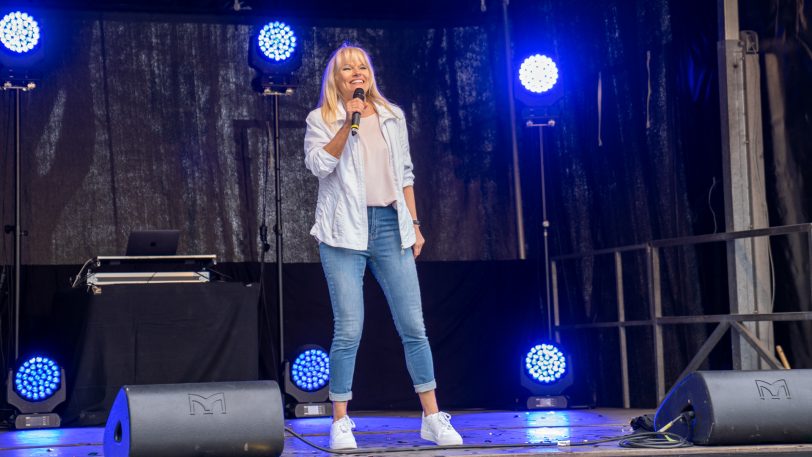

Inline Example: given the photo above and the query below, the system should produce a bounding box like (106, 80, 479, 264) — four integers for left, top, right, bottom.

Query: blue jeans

(319, 206, 436, 401)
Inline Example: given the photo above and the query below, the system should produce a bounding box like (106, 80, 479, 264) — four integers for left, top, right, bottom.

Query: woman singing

(304, 44, 463, 449)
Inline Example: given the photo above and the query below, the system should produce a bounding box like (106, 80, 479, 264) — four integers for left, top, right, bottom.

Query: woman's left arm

(403, 186, 425, 258)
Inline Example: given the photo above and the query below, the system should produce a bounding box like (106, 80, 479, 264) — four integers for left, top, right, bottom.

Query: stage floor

(2, 409, 812, 456)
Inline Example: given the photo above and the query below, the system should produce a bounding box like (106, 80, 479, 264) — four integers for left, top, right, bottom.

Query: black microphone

(350, 88, 365, 136)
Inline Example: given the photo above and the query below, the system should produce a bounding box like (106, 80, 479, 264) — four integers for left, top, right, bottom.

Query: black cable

(69, 258, 94, 288)
(618, 431, 693, 449)
(620, 411, 694, 449)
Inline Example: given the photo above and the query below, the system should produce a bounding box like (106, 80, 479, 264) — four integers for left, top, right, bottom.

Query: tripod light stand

(262, 79, 296, 377)
(1, 9, 46, 366)
(2, 80, 36, 363)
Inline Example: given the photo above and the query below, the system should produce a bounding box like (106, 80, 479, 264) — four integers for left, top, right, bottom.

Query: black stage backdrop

(0, 13, 516, 263)
(2, 0, 811, 414)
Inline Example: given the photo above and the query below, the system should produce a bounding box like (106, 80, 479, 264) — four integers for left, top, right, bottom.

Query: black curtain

(0, 12, 517, 265)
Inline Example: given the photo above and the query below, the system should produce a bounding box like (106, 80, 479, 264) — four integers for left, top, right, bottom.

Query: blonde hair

(317, 44, 398, 126)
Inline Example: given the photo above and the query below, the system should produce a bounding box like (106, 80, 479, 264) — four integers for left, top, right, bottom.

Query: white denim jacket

(304, 102, 416, 251)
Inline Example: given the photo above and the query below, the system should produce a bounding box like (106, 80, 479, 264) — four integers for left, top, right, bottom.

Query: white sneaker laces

(437, 412, 453, 430)
(338, 417, 356, 433)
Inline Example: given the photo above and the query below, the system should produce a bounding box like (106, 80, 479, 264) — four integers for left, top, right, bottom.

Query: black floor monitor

(125, 230, 180, 256)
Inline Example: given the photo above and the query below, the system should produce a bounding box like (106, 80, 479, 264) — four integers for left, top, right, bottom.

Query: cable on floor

(284, 412, 695, 455)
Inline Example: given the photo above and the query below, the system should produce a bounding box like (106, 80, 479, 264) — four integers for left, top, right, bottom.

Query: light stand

(247, 19, 303, 414)
(2, 80, 36, 363)
(526, 118, 556, 340)
(258, 77, 296, 387)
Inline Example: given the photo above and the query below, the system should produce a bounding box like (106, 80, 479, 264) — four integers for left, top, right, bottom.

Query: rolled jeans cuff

(414, 380, 436, 393)
(329, 391, 353, 402)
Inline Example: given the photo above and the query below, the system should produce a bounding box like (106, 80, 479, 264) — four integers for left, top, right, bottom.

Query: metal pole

(260, 78, 295, 387)
(551, 260, 561, 342)
(3, 81, 35, 364)
(808, 231, 812, 304)
(14, 87, 21, 362)
(649, 246, 665, 402)
(272, 93, 284, 371)
(615, 251, 630, 408)
(501, 0, 526, 259)
(539, 125, 552, 339)
(528, 120, 555, 339)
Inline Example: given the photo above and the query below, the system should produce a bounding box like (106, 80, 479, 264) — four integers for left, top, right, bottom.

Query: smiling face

(334, 49, 373, 101)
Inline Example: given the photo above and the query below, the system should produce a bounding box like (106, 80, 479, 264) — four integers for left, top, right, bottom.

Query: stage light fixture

(291, 348, 329, 392)
(520, 343, 573, 409)
(283, 345, 332, 418)
(519, 54, 558, 94)
(6, 355, 67, 429)
(1, 11, 40, 54)
(513, 53, 563, 120)
(1, 10, 47, 84)
(525, 343, 567, 382)
(248, 20, 302, 94)
(258, 21, 296, 62)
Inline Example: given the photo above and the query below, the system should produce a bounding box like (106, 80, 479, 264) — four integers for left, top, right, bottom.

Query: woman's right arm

(304, 110, 356, 178)
(304, 113, 344, 179)
(322, 122, 352, 158)
(322, 96, 365, 158)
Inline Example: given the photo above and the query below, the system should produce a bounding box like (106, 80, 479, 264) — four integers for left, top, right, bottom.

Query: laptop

(125, 230, 180, 256)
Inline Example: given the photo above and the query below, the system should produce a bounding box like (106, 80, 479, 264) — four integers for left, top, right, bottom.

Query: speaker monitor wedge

(104, 380, 285, 457)
(655, 369, 812, 445)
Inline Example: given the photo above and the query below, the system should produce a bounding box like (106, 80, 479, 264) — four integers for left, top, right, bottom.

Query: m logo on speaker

(188, 392, 227, 414)
(755, 379, 791, 400)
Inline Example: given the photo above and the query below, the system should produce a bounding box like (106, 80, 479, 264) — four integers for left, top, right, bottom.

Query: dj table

(54, 281, 261, 426)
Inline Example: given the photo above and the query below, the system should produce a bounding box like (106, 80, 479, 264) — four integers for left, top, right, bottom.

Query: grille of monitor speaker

(103, 381, 285, 457)
(655, 370, 812, 445)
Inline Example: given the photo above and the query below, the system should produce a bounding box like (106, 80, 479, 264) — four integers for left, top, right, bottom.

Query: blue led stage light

(14, 356, 62, 401)
(524, 343, 567, 383)
(290, 348, 329, 392)
(6, 354, 67, 428)
(520, 342, 574, 409)
(1, 9, 50, 83)
(0, 11, 40, 54)
(518, 54, 559, 94)
(257, 21, 296, 62)
(248, 20, 302, 93)
(283, 345, 332, 417)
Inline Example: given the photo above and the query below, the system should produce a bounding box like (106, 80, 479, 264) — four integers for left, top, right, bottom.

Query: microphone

(350, 88, 365, 136)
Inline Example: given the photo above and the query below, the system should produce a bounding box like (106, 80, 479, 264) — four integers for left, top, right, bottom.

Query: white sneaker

(421, 411, 463, 445)
(329, 416, 358, 449)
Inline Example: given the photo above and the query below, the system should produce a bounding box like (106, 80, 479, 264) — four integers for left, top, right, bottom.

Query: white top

(304, 102, 417, 250)
(359, 114, 398, 207)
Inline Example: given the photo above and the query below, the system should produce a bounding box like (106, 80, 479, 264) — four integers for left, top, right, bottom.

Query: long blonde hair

(317, 44, 398, 126)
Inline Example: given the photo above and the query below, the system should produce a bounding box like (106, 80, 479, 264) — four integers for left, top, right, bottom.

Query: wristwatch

(412, 219, 421, 226)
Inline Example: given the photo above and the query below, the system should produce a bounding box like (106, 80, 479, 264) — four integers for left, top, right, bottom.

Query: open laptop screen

(125, 230, 180, 256)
